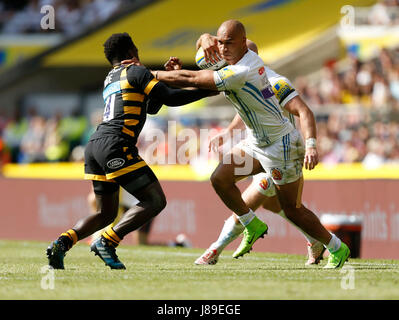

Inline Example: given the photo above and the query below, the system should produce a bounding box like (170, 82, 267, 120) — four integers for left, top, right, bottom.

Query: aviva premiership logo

(273, 80, 293, 101)
(218, 67, 235, 80)
(107, 158, 125, 169)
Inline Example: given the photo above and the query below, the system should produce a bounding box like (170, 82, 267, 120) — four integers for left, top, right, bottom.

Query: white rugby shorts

(237, 129, 305, 185)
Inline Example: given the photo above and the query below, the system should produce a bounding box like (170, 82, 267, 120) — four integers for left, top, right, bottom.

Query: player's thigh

(92, 181, 120, 218)
(212, 146, 263, 185)
(117, 167, 166, 211)
(274, 176, 304, 209)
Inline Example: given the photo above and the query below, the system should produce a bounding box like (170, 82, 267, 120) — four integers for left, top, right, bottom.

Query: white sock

(275, 210, 318, 245)
(210, 215, 244, 251)
(237, 209, 255, 227)
(326, 233, 341, 253)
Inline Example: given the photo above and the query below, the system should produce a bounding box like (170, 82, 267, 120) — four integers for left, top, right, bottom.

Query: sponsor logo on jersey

(273, 80, 293, 101)
(107, 158, 125, 169)
(258, 66, 265, 75)
(218, 67, 235, 80)
(271, 168, 283, 181)
(261, 86, 274, 99)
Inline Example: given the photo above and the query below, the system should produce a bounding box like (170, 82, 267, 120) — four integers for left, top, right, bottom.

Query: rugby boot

(232, 217, 268, 259)
(305, 241, 326, 266)
(90, 236, 126, 270)
(323, 242, 350, 269)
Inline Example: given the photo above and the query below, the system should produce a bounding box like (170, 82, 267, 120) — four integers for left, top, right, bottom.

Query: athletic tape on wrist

(306, 138, 317, 149)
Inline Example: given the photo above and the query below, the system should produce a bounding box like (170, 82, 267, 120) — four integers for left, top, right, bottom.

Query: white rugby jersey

(265, 66, 299, 128)
(213, 49, 294, 147)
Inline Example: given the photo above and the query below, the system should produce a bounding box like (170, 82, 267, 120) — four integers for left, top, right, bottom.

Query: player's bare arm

(284, 96, 319, 170)
(155, 69, 218, 90)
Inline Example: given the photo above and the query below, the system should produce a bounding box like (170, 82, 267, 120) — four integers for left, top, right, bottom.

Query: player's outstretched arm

(155, 69, 218, 90)
(284, 96, 319, 170)
(149, 80, 212, 106)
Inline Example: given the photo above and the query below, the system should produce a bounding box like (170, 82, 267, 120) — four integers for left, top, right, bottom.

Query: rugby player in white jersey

(153, 20, 350, 268)
(190, 38, 326, 266)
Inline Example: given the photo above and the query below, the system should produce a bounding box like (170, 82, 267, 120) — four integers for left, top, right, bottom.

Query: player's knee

(151, 193, 167, 216)
(210, 171, 231, 191)
(101, 210, 118, 226)
(263, 201, 281, 213)
(156, 195, 167, 213)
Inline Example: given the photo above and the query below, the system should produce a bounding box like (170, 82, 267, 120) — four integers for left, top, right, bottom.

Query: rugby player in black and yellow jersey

(47, 33, 213, 269)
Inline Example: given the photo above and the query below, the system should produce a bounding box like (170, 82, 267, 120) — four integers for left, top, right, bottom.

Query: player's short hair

(103, 32, 137, 65)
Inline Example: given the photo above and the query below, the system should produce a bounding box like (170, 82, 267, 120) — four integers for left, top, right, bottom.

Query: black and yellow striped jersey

(90, 64, 159, 144)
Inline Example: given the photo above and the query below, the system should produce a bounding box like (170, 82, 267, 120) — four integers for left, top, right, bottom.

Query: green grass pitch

(0, 240, 398, 300)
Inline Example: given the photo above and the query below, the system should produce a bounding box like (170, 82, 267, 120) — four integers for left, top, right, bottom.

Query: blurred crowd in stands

(1, 92, 399, 169)
(295, 47, 399, 110)
(367, 0, 399, 25)
(0, 108, 93, 164)
(0, 107, 224, 166)
(293, 45, 399, 167)
(0, 0, 126, 36)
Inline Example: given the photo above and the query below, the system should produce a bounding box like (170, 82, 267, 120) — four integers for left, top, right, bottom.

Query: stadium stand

(0, 0, 133, 35)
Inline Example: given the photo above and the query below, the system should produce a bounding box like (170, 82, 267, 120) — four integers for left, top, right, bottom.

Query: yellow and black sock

(59, 229, 78, 250)
(102, 226, 122, 247)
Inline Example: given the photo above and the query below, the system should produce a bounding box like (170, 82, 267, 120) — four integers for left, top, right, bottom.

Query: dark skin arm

(122, 57, 218, 91)
(149, 80, 213, 106)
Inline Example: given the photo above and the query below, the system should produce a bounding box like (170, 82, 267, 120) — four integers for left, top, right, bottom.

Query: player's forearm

(298, 107, 317, 142)
(155, 69, 217, 90)
(156, 70, 198, 88)
(151, 81, 210, 106)
(285, 96, 316, 141)
(162, 88, 211, 106)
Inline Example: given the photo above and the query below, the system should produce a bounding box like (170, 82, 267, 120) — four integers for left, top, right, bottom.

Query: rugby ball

(195, 47, 227, 70)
